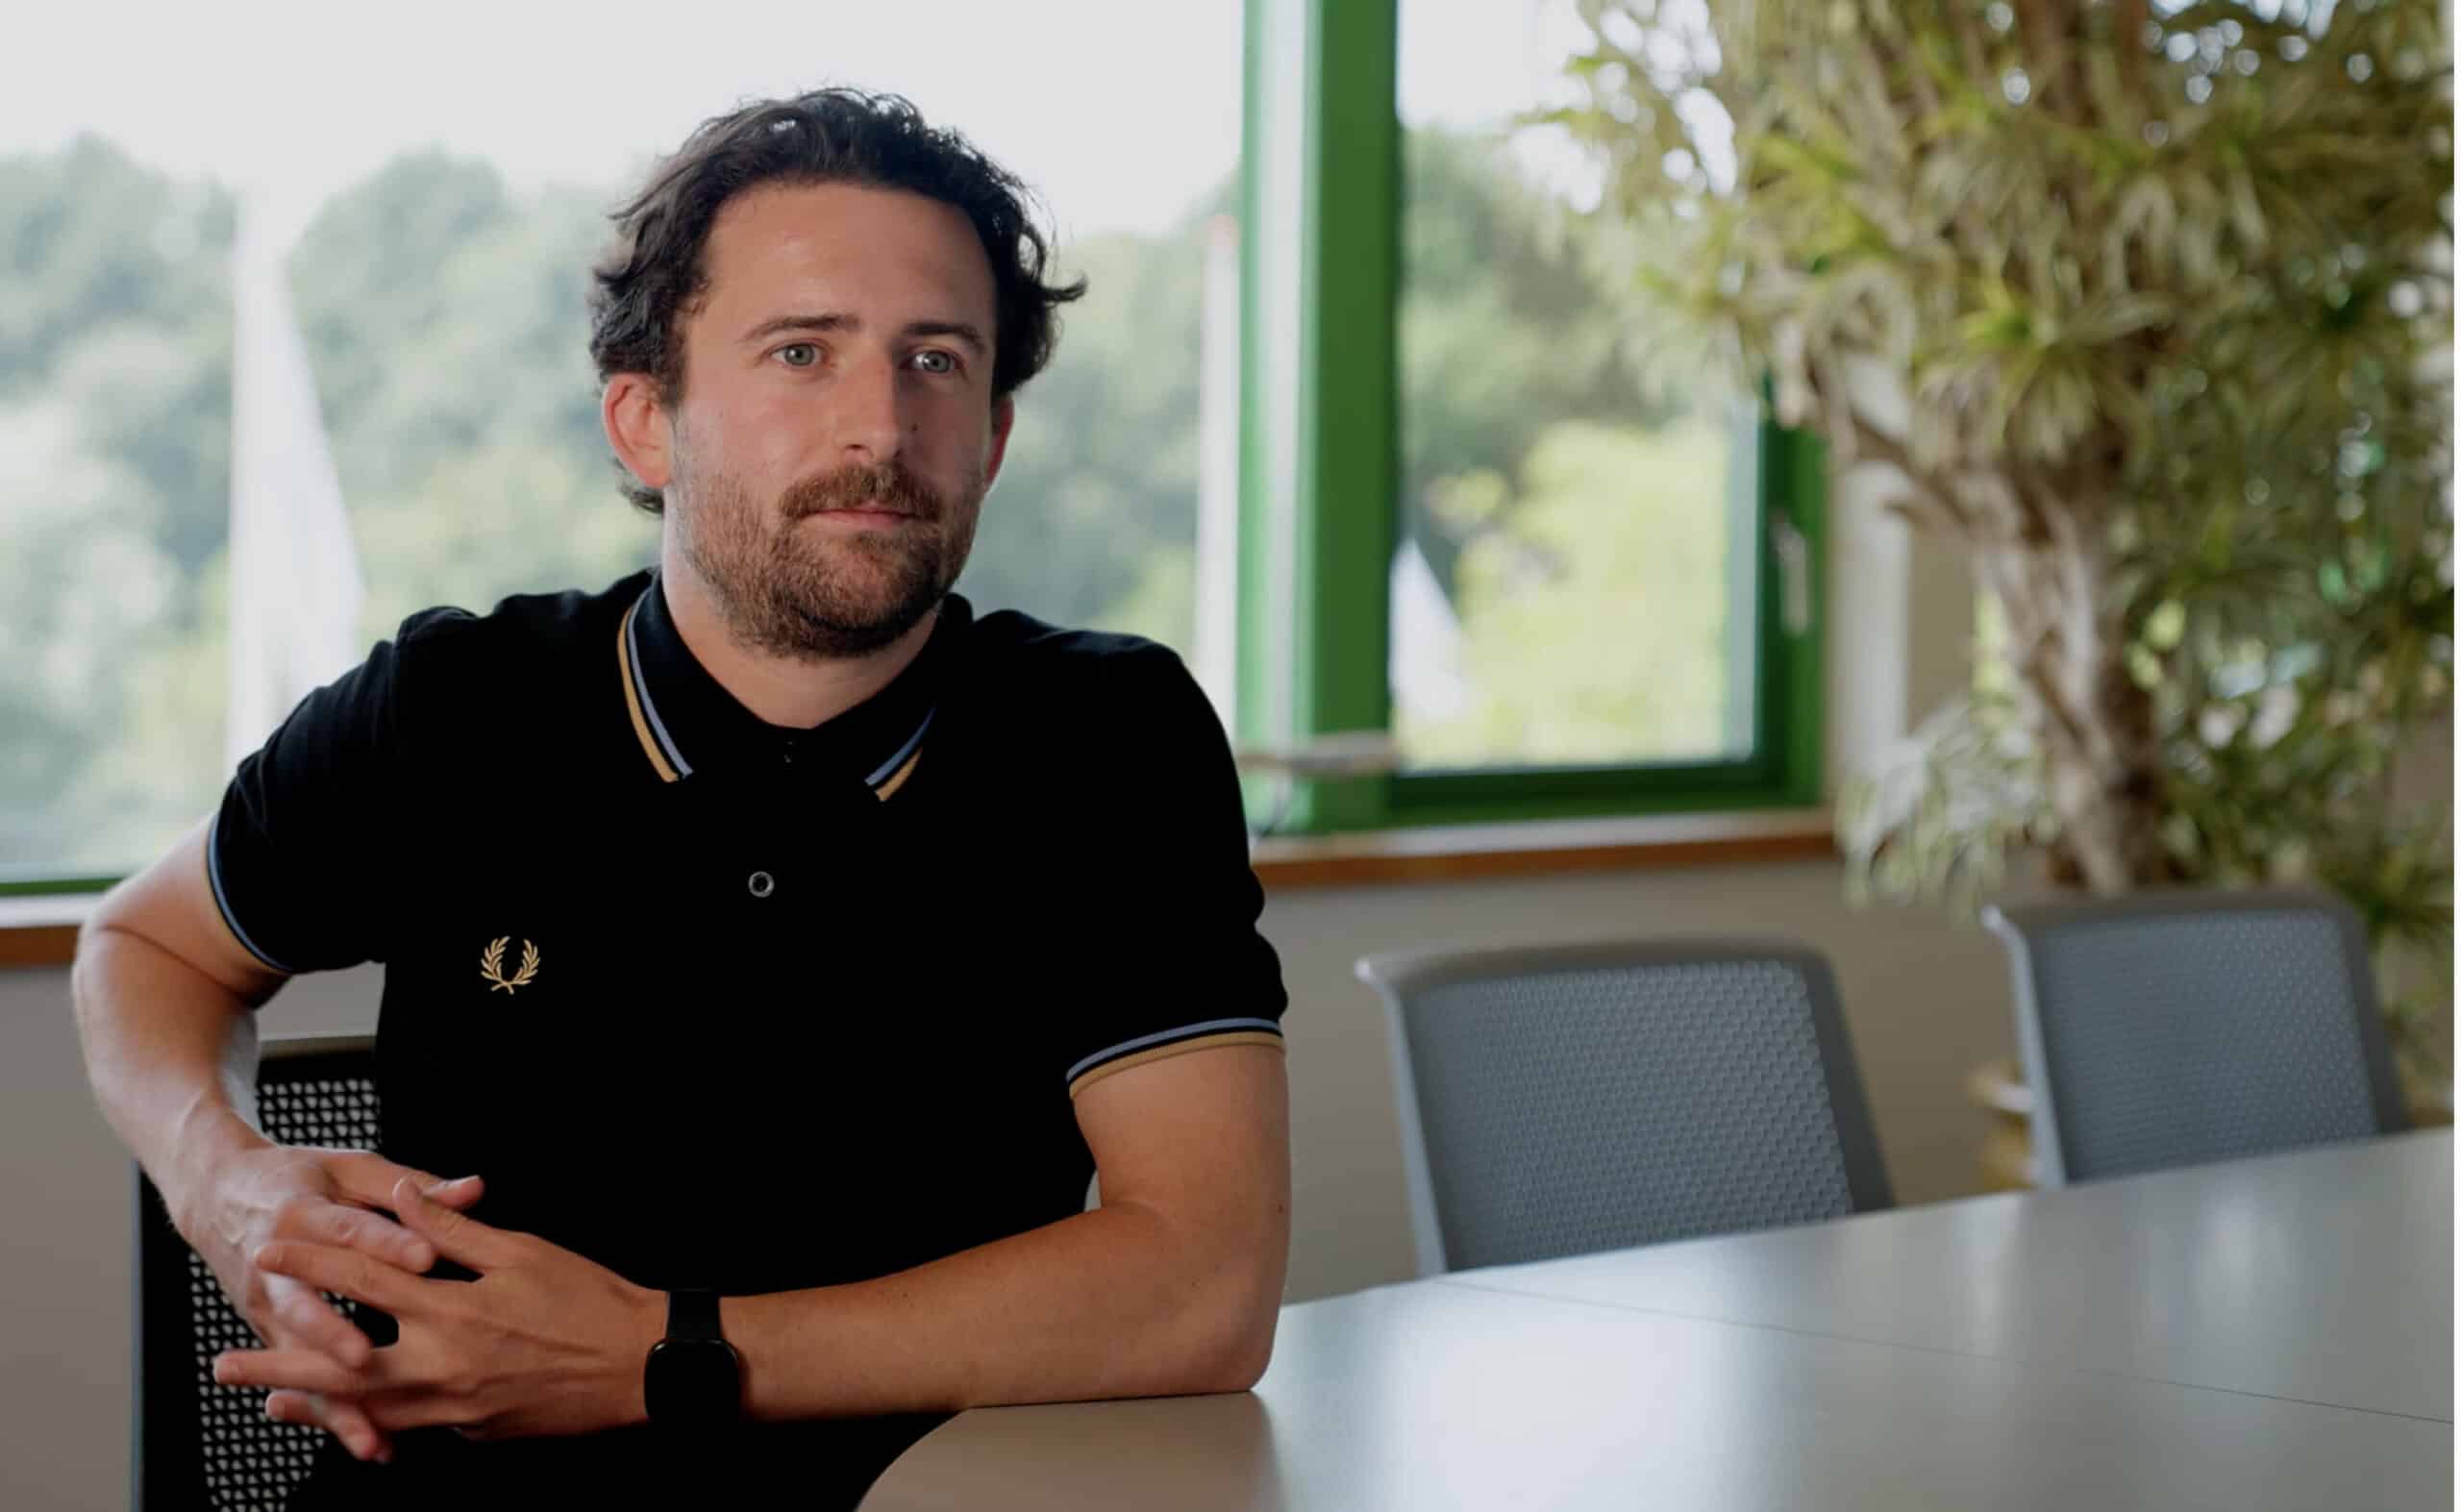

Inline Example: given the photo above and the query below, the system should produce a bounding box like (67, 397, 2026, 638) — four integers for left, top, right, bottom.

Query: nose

(834, 347, 905, 465)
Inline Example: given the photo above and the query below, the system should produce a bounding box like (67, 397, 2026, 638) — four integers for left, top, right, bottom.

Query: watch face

(644, 1337, 743, 1428)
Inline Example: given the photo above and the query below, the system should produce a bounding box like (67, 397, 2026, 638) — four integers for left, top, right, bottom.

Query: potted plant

(1544, 0, 2453, 1154)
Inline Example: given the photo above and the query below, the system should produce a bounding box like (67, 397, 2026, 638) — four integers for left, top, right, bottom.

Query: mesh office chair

(1355, 940, 1894, 1277)
(1981, 887, 2408, 1186)
(135, 1031, 382, 1512)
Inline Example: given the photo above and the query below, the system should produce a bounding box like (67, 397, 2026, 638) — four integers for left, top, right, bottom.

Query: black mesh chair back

(1355, 940, 1894, 1277)
(135, 1031, 381, 1512)
(1980, 887, 2408, 1187)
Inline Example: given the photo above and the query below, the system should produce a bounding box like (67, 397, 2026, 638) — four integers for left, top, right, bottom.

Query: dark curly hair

(587, 87, 1087, 514)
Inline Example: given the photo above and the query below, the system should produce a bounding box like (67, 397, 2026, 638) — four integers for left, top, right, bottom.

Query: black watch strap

(646, 1287, 744, 1431)
(666, 1287, 724, 1342)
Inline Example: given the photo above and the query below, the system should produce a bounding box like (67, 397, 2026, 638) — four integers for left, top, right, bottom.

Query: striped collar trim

(615, 590, 934, 799)
(868, 706, 934, 798)
(619, 596, 690, 781)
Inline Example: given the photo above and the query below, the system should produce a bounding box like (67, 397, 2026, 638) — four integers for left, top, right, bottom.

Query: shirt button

(747, 871, 776, 899)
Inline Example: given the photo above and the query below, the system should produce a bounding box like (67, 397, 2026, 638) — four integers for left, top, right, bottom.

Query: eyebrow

(738, 310, 989, 359)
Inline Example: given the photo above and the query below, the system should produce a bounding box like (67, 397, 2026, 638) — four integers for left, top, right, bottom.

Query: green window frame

(0, 875, 115, 899)
(1238, 0, 1825, 835)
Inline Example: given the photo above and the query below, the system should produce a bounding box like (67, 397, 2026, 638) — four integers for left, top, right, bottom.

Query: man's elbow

(1214, 1318, 1278, 1392)
(1188, 1277, 1281, 1394)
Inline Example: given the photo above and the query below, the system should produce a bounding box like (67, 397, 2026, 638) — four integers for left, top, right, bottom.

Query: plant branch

(1839, 409, 1975, 537)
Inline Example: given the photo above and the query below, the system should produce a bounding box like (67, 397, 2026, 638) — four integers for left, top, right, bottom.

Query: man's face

(663, 180, 1012, 659)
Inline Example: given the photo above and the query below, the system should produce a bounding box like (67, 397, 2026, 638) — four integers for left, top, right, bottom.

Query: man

(72, 87, 1290, 1508)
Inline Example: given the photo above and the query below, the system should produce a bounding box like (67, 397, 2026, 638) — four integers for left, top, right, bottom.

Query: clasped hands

(212, 1176, 663, 1453)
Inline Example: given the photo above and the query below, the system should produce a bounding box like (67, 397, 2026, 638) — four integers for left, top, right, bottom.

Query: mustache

(781, 461, 944, 521)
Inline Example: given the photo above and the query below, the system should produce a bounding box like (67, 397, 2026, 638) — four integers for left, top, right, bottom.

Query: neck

(658, 544, 940, 731)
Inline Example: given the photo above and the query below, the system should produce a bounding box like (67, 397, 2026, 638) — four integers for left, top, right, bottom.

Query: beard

(674, 453, 982, 660)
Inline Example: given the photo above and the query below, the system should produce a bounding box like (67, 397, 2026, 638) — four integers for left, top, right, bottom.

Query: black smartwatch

(643, 1288, 743, 1429)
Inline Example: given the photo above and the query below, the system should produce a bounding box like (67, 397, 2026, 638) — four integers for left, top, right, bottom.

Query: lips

(795, 505, 914, 522)
(811, 505, 920, 522)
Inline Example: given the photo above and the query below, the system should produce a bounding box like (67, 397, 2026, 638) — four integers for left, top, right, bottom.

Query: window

(1239, 0, 1823, 833)
(0, 2, 1242, 889)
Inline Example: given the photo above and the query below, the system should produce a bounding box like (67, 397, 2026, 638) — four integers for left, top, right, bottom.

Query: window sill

(1250, 807, 1835, 891)
(0, 893, 91, 970)
(0, 810, 1837, 967)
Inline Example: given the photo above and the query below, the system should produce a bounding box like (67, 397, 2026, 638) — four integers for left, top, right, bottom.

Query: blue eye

(912, 350, 957, 375)
(778, 343, 819, 367)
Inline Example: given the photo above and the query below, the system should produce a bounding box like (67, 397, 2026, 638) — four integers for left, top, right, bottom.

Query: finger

(217, 1346, 370, 1397)
(325, 1153, 485, 1212)
(282, 1202, 438, 1275)
(359, 1389, 479, 1435)
(391, 1177, 510, 1273)
(265, 1391, 389, 1463)
(277, 1382, 466, 1440)
(268, 1390, 392, 1464)
(261, 1274, 373, 1371)
(256, 1240, 425, 1317)
(427, 1174, 486, 1209)
(324, 1396, 395, 1460)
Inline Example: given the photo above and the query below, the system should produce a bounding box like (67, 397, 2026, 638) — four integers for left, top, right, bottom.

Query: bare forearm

(719, 1200, 1279, 1423)
(71, 922, 273, 1220)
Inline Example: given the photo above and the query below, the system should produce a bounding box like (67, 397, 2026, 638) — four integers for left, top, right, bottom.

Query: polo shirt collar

(617, 570, 962, 795)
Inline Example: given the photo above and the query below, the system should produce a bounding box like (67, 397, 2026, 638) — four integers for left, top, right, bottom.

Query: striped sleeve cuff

(206, 814, 296, 976)
(1066, 1017, 1286, 1098)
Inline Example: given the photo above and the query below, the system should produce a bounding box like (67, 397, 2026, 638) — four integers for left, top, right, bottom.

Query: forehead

(691, 181, 998, 330)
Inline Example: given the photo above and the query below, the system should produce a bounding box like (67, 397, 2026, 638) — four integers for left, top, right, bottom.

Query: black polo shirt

(210, 567, 1287, 1507)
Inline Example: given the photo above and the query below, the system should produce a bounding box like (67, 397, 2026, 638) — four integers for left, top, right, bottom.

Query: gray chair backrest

(1980, 887, 2407, 1187)
(1355, 940, 1893, 1277)
(135, 1031, 380, 1512)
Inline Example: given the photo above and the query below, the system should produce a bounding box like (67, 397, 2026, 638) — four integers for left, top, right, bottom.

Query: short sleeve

(1059, 647, 1288, 1099)
(209, 617, 437, 977)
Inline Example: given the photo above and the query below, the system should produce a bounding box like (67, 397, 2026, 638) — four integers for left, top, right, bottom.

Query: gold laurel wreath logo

(479, 936, 541, 994)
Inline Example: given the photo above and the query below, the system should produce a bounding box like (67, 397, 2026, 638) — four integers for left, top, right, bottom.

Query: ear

(982, 393, 1017, 492)
(602, 372, 674, 495)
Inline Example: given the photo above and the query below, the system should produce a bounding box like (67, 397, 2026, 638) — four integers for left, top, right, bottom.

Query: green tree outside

(2, 125, 1744, 879)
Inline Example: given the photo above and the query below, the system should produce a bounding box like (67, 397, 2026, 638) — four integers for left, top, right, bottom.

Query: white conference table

(861, 1129, 2453, 1510)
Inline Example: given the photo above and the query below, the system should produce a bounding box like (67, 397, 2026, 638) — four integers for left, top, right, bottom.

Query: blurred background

(1, 0, 1755, 881)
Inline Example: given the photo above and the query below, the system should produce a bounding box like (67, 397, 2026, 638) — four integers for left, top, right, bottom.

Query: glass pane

(1392, 0, 1760, 774)
(0, 2, 1240, 884)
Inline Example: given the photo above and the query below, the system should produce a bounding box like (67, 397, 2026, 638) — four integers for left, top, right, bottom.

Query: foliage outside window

(0, 11, 1241, 890)
(1240, 0, 1824, 836)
